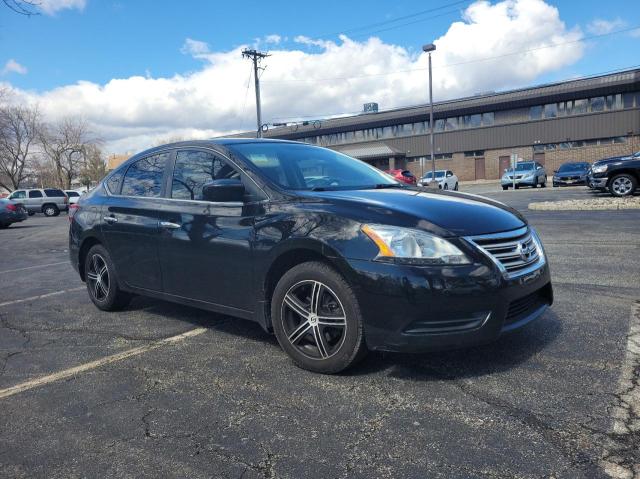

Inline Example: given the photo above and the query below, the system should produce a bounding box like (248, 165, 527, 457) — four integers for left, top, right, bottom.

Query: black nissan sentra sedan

(70, 139, 552, 373)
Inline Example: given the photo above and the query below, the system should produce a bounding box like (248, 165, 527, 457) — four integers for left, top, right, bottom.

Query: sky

(0, 0, 639, 153)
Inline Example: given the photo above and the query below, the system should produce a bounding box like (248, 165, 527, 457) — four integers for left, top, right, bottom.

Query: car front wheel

(84, 244, 131, 311)
(609, 174, 637, 197)
(271, 261, 367, 374)
(43, 205, 59, 217)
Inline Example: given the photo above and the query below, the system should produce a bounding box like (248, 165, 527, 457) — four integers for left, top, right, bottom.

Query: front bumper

(347, 257, 552, 353)
(501, 177, 536, 187)
(553, 176, 586, 187)
(587, 175, 608, 189)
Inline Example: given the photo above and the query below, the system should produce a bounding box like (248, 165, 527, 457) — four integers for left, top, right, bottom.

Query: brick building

(253, 68, 640, 181)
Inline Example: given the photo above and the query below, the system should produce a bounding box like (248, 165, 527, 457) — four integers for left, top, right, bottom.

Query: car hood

(296, 188, 526, 237)
(592, 155, 633, 166)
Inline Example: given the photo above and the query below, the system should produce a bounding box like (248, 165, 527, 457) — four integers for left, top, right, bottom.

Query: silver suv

(8, 188, 69, 216)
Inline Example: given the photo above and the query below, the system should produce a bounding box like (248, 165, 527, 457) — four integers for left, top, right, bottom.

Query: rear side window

(29, 190, 43, 198)
(66, 191, 80, 197)
(44, 189, 65, 197)
(105, 170, 124, 195)
(121, 153, 168, 197)
(171, 150, 239, 201)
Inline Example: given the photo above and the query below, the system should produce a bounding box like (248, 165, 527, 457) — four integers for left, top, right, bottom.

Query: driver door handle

(103, 216, 117, 224)
(159, 221, 181, 229)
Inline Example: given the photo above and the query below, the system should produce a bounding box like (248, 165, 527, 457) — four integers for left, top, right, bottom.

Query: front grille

(466, 227, 543, 278)
(505, 290, 545, 325)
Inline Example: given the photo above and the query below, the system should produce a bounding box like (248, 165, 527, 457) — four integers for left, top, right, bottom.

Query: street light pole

(422, 43, 437, 188)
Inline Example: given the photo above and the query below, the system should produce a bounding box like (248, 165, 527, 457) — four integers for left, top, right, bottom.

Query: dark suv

(587, 151, 639, 196)
(70, 140, 552, 373)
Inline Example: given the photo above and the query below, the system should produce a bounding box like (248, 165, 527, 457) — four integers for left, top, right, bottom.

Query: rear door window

(44, 189, 66, 197)
(106, 170, 124, 195)
(121, 153, 169, 197)
(10, 191, 25, 199)
(29, 190, 43, 198)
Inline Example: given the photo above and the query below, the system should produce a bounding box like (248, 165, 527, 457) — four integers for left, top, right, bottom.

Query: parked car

(0, 198, 28, 228)
(70, 139, 552, 374)
(65, 190, 82, 205)
(501, 161, 547, 190)
(8, 188, 69, 216)
(552, 162, 590, 187)
(587, 151, 639, 197)
(385, 169, 417, 185)
(418, 169, 459, 190)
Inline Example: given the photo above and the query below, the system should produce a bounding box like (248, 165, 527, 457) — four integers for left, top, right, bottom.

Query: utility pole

(422, 43, 437, 188)
(242, 49, 270, 138)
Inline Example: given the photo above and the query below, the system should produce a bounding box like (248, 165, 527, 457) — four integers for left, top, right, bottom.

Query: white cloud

(2, 59, 27, 75)
(630, 28, 640, 38)
(5, 0, 584, 154)
(38, 0, 86, 15)
(264, 34, 282, 45)
(586, 18, 626, 35)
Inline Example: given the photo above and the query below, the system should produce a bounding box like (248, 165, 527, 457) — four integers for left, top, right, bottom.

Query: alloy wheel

(612, 176, 633, 195)
(280, 280, 347, 360)
(86, 254, 110, 302)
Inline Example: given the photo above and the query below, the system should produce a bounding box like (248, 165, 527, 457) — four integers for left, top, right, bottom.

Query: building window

(543, 103, 558, 118)
(613, 136, 627, 144)
(533, 144, 545, 152)
(557, 102, 566, 116)
(584, 139, 598, 146)
(559, 142, 571, 149)
(590, 97, 605, 112)
(435, 119, 445, 131)
(529, 105, 542, 120)
(572, 99, 588, 114)
(598, 138, 613, 145)
(482, 112, 494, 126)
(435, 153, 453, 160)
(464, 150, 484, 157)
(606, 94, 622, 110)
(623, 92, 636, 108)
(463, 114, 481, 128)
(445, 117, 458, 130)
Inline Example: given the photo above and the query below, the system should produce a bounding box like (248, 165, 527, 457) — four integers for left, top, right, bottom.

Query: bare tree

(40, 118, 97, 189)
(79, 144, 107, 188)
(2, 0, 40, 16)
(0, 104, 41, 191)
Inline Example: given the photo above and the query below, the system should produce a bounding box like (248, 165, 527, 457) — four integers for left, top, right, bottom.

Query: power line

(317, 0, 470, 38)
(262, 25, 640, 84)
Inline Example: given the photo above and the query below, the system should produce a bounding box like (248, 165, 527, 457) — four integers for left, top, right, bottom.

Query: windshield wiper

(373, 183, 405, 189)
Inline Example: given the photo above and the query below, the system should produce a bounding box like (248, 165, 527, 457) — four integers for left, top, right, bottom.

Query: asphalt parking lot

(1, 186, 639, 478)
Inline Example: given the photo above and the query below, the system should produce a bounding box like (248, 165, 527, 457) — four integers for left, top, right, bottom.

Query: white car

(64, 190, 82, 205)
(418, 169, 459, 190)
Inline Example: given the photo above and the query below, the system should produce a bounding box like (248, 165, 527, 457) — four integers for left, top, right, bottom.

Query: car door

(101, 152, 171, 292)
(9, 190, 26, 204)
(26, 190, 43, 211)
(157, 148, 267, 312)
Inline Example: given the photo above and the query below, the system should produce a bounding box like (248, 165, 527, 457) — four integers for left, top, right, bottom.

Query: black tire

(42, 204, 59, 217)
(0, 223, 9, 229)
(454, 182, 459, 191)
(271, 261, 367, 374)
(502, 185, 508, 190)
(608, 173, 637, 197)
(27, 211, 35, 216)
(541, 176, 547, 188)
(84, 244, 131, 311)
(444, 183, 448, 190)
(515, 184, 520, 189)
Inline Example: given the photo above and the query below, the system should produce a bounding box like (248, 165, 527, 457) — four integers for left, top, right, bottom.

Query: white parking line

(0, 327, 207, 400)
(0, 287, 85, 308)
(0, 261, 70, 275)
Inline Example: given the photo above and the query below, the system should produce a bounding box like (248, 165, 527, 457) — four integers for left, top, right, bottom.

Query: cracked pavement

(0, 187, 639, 478)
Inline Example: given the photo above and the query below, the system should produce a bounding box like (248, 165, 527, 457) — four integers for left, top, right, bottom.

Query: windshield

(507, 163, 535, 172)
(423, 171, 445, 179)
(558, 163, 588, 172)
(227, 142, 399, 190)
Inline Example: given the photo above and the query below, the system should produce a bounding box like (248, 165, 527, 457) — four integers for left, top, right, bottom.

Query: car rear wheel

(27, 211, 35, 216)
(271, 261, 367, 374)
(541, 176, 547, 188)
(84, 244, 131, 311)
(609, 174, 637, 197)
(444, 183, 448, 190)
(43, 204, 59, 217)
(502, 185, 508, 190)
(454, 182, 459, 191)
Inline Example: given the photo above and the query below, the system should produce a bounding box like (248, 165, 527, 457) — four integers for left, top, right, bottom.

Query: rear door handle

(103, 216, 118, 224)
(159, 221, 181, 229)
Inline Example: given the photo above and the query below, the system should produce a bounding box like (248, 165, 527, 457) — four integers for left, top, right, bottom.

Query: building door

(534, 152, 545, 165)
(474, 157, 486, 180)
(499, 156, 511, 175)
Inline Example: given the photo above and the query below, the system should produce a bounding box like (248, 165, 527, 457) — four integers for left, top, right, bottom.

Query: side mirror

(202, 179, 245, 203)
(537, 166, 542, 170)
(446, 173, 453, 177)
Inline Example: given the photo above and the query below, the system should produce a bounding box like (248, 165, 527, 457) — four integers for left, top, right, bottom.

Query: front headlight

(361, 224, 470, 265)
(592, 164, 608, 174)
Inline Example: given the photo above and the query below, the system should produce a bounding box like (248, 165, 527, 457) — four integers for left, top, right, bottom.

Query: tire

(271, 261, 367, 374)
(0, 223, 9, 229)
(43, 204, 59, 217)
(454, 182, 459, 191)
(444, 183, 448, 190)
(608, 174, 637, 197)
(84, 244, 131, 311)
(502, 186, 508, 190)
(27, 211, 35, 216)
(515, 184, 520, 189)
(541, 176, 547, 188)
